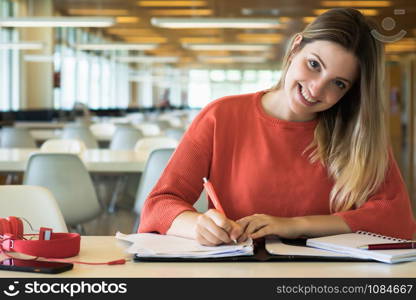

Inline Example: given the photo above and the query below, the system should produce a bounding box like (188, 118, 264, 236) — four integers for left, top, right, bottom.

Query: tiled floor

(83, 206, 137, 236)
(82, 175, 139, 236)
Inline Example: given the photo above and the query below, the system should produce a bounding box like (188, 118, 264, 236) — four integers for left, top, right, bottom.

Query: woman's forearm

(292, 215, 352, 238)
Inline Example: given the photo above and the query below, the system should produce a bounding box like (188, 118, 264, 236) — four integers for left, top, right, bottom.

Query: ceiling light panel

(0, 17, 115, 27)
(151, 18, 281, 28)
(76, 43, 158, 50)
(0, 42, 43, 50)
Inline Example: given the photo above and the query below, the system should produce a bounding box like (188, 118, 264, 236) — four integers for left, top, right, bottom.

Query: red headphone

(0, 216, 125, 265)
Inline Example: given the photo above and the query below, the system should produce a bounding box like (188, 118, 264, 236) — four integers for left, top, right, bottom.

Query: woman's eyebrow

(311, 52, 352, 85)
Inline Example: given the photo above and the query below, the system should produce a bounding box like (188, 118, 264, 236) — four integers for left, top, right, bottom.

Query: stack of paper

(116, 232, 254, 258)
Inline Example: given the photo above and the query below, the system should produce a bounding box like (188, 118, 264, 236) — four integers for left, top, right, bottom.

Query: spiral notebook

(306, 231, 416, 264)
(115, 232, 367, 262)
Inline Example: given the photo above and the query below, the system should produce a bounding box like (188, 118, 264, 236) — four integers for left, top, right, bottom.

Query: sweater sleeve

(138, 104, 215, 234)
(334, 152, 416, 239)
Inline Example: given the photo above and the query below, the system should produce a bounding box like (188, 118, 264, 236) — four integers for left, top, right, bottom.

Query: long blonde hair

(275, 8, 389, 212)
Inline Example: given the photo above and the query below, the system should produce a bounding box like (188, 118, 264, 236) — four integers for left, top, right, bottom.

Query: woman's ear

(289, 34, 303, 59)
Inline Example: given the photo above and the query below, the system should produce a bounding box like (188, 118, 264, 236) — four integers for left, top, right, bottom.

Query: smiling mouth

(297, 83, 319, 105)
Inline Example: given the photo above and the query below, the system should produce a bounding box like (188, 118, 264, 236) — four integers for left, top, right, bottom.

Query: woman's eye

(334, 80, 346, 90)
(308, 59, 320, 70)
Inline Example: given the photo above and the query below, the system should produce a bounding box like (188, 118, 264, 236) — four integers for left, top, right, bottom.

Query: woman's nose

(309, 79, 326, 98)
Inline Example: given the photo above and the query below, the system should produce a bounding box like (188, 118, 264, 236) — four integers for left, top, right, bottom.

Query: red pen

(202, 177, 237, 243)
(358, 242, 416, 250)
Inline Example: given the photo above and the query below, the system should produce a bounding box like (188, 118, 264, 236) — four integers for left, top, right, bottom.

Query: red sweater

(139, 91, 416, 239)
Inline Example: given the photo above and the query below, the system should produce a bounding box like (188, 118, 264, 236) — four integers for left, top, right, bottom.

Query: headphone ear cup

(7, 217, 24, 239)
(0, 218, 12, 236)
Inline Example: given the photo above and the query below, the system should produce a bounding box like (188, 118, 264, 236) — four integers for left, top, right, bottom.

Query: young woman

(138, 8, 416, 245)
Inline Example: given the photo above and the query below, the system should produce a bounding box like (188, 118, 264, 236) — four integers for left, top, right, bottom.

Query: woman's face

(282, 38, 359, 121)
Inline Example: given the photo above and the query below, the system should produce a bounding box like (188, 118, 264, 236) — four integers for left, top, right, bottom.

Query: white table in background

(0, 148, 148, 173)
(29, 129, 112, 143)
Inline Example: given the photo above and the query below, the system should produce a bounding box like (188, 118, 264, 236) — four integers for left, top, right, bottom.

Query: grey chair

(131, 148, 206, 232)
(0, 185, 68, 233)
(164, 128, 185, 141)
(0, 127, 37, 148)
(61, 125, 98, 148)
(110, 126, 144, 150)
(106, 126, 144, 213)
(23, 153, 102, 233)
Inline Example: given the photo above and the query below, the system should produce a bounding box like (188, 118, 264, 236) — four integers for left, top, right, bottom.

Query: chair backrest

(40, 139, 87, 154)
(110, 126, 144, 150)
(134, 136, 179, 153)
(156, 120, 171, 131)
(89, 123, 116, 137)
(23, 153, 101, 226)
(0, 185, 68, 233)
(61, 125, 98, 148)
(164, 128, 185, 141)
(132, 148, 206, 231)
(133, 123, 161, 136)
(133, 148, 175, 216)
(0, 127, 37, 148)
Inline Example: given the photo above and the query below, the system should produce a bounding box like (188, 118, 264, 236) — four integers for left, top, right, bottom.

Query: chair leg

(90, 174, 107, 209)
(5, 174, 14, 185)
(75, 224, 86, 235)
(108, 175, 128, 213)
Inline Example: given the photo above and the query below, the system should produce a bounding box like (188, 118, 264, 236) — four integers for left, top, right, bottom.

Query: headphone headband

(0, 217, 80, 258)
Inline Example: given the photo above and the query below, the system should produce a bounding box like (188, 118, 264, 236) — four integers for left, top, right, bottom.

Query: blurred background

(0, 0, 415, 233)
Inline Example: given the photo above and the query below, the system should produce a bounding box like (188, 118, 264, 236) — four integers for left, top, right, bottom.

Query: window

(0, 0, 19, 111)
(187, 69, 281, 108)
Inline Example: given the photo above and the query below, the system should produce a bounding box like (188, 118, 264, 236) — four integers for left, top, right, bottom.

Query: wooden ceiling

(54, 0, 416, 68)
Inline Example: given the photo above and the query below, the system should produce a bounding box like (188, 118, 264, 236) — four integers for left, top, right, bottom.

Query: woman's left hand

(236, 214, 301, 239)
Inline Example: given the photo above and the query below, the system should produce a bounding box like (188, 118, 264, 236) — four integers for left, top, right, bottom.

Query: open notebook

(306, 231, 416, 264)
(115, 232, 366, 262)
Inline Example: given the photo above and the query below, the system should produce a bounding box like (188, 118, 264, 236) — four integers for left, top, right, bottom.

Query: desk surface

(0, 149, 147, 173)
(0, 236, 415, 278)
(29, 129, 112, 142)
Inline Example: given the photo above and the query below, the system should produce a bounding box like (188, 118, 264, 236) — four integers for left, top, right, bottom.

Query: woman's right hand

(195, 209, 247, 246)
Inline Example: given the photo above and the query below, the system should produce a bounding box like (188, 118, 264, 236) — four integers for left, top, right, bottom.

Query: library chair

(134, 136, 179, 153)
(61, 125, 99, 149)
(105, 126, 144, 213)
(0, 185, 68, 233)
(155, 120, 171, 131)
(23, 153, 102, 234)
(40, 139, 86, 154)
(164, 128, 185, 142)
(133, 123, 161, 136)
(109, 126, 143, 150)
(131, 148, 206, 232)
(158, 115, 183, 128)
(89, 123, 116, 138)
(0, 127, 37, 148)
